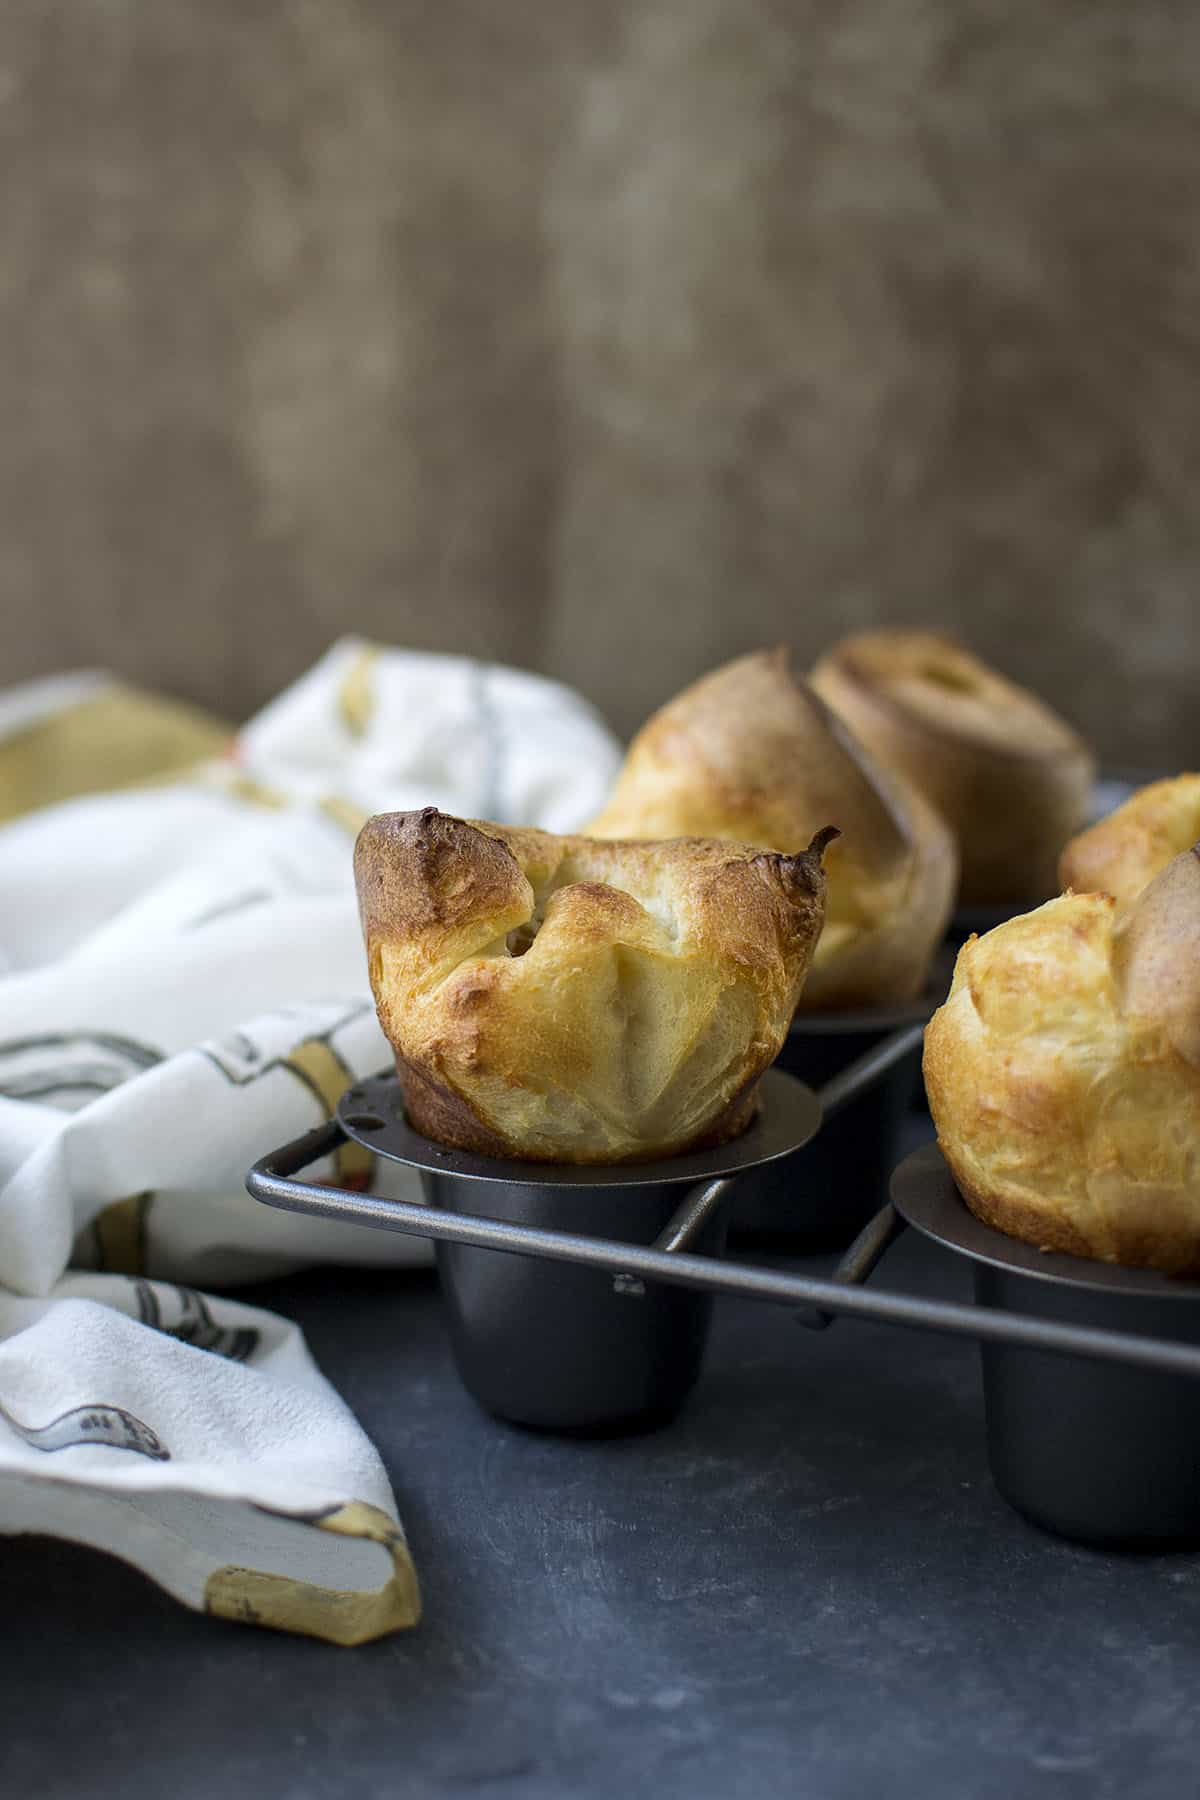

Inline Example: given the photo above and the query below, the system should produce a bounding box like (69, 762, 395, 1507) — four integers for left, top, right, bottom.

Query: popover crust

(812, 629, 1094, 905)
(355, 807, 833, 1163)
(924, 847, 1200, 1275)
(1060, 774, 1200, 909)
(587, 647, 956, 1009)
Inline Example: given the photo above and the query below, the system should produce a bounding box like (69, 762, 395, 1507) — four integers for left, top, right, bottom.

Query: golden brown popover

(811, 629, 1094, 906)
(587, 647, 956, 1010)
(355, 807, 833, 1163)
(1060, 774, 1200, 909)
(924, 845, 1200, 1275)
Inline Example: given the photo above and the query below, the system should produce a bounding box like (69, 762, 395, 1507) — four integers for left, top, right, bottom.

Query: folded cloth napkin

(0, 640, 621, 1639)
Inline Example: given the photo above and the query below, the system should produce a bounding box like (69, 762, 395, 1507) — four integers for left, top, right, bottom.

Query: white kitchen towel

(0, 1273, 420, 1643)
(0, 640, 621, 1638)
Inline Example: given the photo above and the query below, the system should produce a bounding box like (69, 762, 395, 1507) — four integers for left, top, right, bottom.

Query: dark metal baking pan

(248, 1074, 1200, 1483)
(732, 951, 954, 1246)
(321, 1066, 821, 1432)
(889, 1145, 1200, 1548)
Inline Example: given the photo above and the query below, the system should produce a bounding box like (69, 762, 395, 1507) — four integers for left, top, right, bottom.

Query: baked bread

(811, 629, 1094, 906)
(924, 844, 1200, 1274)
(355, 807, 833, 1163)
(587, 648, 956, 1010)
(1060, 774, 1200, 909)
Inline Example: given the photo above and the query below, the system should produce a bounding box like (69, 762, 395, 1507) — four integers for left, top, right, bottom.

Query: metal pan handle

(789, 1016, 926, 1328)
(795, 1203, 909, 1331)
(247, 1120, 733, 1260)
(652, 1177, 734, 1253)
(253, 1116, 349, 1180)
(247, 1124, 1200, 1384)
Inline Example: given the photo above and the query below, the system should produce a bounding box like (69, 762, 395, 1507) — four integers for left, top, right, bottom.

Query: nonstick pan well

(893, 1145, 1200, 1547)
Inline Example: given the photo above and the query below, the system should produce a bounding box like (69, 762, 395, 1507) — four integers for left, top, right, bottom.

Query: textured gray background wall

(1, 0, 1197, 760)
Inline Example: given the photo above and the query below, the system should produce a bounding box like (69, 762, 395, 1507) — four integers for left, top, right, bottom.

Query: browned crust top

(353, 806, 834, 1164)
(816, 629, 1092, 768)
(591, 647, 916, 874)
(355, 804, 833, 966)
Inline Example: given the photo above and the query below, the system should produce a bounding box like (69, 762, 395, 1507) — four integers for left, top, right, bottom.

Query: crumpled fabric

(0, 639, 621, 1639)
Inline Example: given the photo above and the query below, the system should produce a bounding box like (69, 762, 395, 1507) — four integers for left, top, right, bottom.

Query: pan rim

(893, 1142, 1200, 1302)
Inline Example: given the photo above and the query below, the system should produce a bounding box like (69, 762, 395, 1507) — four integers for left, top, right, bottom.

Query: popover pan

(887, 1144, 1200, 1548)
(249, 1088, 1200, 1470)
(279, 1067, 820, 1433)
(732, 949, 954, 1246)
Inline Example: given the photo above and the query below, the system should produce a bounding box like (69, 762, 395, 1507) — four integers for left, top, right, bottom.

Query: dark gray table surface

(5, 1124, 1200, 1800)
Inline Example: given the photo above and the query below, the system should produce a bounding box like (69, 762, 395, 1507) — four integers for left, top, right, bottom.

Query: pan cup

(893, 1145, 1200, 1548)
(340, 1067, 821, 1435)
(976, 1267, 1200, 1547)
(426, 1173, 726, 1433)
(732, 998, 933, 1248)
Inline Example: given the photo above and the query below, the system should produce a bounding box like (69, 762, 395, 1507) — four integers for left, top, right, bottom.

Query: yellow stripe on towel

(205, 1502, 421, 1645)
(0, 685, 230, 823)
(284, 1039, 374, 1191)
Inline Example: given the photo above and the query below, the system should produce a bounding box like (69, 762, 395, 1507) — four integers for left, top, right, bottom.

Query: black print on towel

(134, 1282, 259, 1364)
(198, 1000, 377, 1193)
(199, 1000, 372, 1091)
(0, 1033, 164, 1111)
(0, 1398, 169, 1460)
